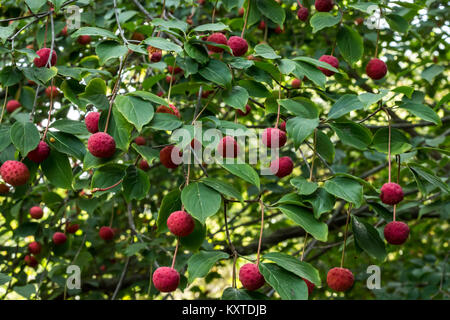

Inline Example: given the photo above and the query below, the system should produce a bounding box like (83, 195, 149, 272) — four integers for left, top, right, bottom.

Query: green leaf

(218, 163, 260, 190)
(122, 165, 150, 202)
(0, 66, 22, 86)
(72, 27, 118, 40)
(292, 56, 340, 74)
(21, 66, 57, 86)
(132, 145, 159, 164)
(352, 216, 386, 261)
(79, 78, 109, 110)
(181, 182, 222, 223)
(91, 164, 126, 196)
(106, 107, 134, 151)
(253, 44, 281, 59)
(330, 122, 372, 150)
(96, 40, 128, 65)
(400, 103, 441, 125)
(386, 14, 409, 33)
(25, 0, 46, 12)
(290, 177, 318, 195)
(324, 177, 363, 208)
(256, 0, 286, 25)
(329, 94, 365, 119)
(278, 204, 328, 241)
(157, 189, 182, 234)
(263, 252, 321, 286)
(13, 284, 36, 299)
(222, 287, 262, 300)
(408, 164, 450, 194)
(192, 22, 230, 32)
(180, 219, 206, 251)
(0, 273, 12, 285)
(51, 119, 89, 135)
(124, 243, 147, 257)
(316, 130, 335, 163)
(151, 18, 189, 33)
(258, 263, 308, 300)
(41, 151, 73, 189)
(392, 86, 414, 99)
(238, 80, 270, 98)
(149, 113, 183, 131)
(201, 178, 242, 201)
(144, 37, 182, 53)
(128, 91, 168, 107)
(222, 86, 249, 112)
(303, 188, 335, 219)
(0, 126, 10, 152)
(286, 117, 319, 147)
(372, 128, 411, 155)
(199, 60, 232, 87)
(47, 132, 86, 160)
(187, 251, 229, 283)
(10, 121, 40, 156)
(293, 61, 326, 88)
(0, 26, 14, 43)
(337, 26, 364, 65)
(421, 65, 444, 84)
(184, 42, 209, 64)
(310, 12, 342, 33)
(278, 98, 319, 118)
(115, 95, 154, 131)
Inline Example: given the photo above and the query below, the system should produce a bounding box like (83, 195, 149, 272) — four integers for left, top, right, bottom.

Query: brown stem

(309, 129, 317, 181)
(340, 204, 352, 268)
(300, 233, 308, 261)
(171, 237, 179, 269)
(92, 179, 123, 193)
(42, 78, 55, 140)
(256, 200, 265, 266)
(212, 0, 219, 23)
(0, 86, 8, 124)
(241, 0, 251, 38)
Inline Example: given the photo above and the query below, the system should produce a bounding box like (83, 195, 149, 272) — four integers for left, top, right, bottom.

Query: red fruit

(258, 20, 266, 30)
(30, 206, 43, 219)
(217, 136, 240, 158)
(270, 156, 294, 178)
(366, 58, 388, 80)
(151, 51, 162, 62)
(45, 86, 59, 98)
(274, 26, 284, 34)
(315, 0, 334, 12)
(77, 35, 91, 45)
(206, 33, 228, 53)
(157, 91, 164, 97)
(24, 255, 38, 268)
(167, 210, 195, 237)
(297, 7, 309, 21)
(292, 78, 302, 88)
(160, 145, 182, 169)
(355, 17, 364, 25)
(134, 136, 146, 145)
(28, 241, 42, 255)
(327, 267, 354, 292)
(87, 132, 116, 158)
(99, 226, 115, 240)
(165, 75, 175, 84)
(66, 222, 79, 234)
(384, 221, 409, 245)
(228, 36, 248, 57)
(237, 104, 251, 116)
(27, 141, 50, 163)
(380, 182, 404, 205)
(279, 121, 286, 132)
(139, 159, 150, 171)
(318, 55, 339, 76)
(131, 32, 145, 41)
(190, 138, 202, 150)
(168, 66, 183, 74)
(0, 183, 9, 194)
(34, 48, 57, 67)
(6, 100, 21, 113)
(262, 128, 287, 148)
(156, 104, 181, 118)
(238, 7, 245, 16)
(60, 25, 68, 36)
(52, 232, 67, 245)
(0, 160, 30, 186)
(99, 265, 107, 272)
(152, 267, 180, 292)
(239, 263, 265, 291)
(304, 278, 315, 296)
(85, 112, 100, 133)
